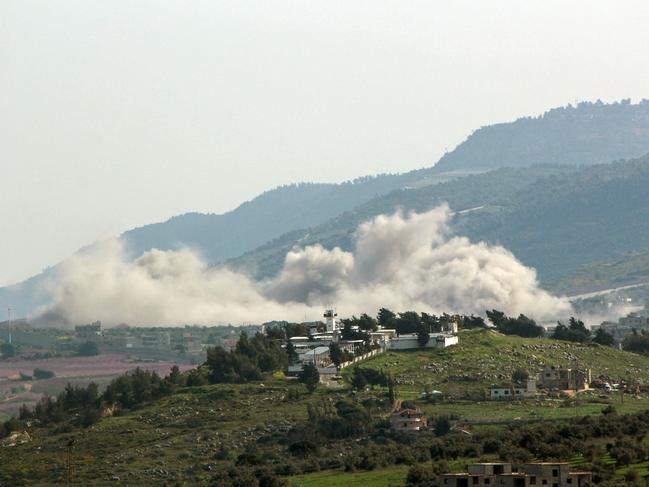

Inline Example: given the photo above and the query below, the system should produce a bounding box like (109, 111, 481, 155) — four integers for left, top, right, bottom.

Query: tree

(406, 464, 435, 487)
(552, 317, 590, 343)
(512, 368, 529, 384)
(623, 331, 649, 355)
(460, 315, 487, 329)
(421, 313, 441, 332)
(298, 363, 320, 393)
(329, 342, 343, 367)
(377, 308, 396, 328)
(0, 343, 16, 359)
(434, 416, 452, 436)
(167, 365, 181, 385)
(416, 324, 430, 348)
(388, 376, 396, 405)
(186, 368, 207, 386)
(357, 313, 379, 331)
(33, 368, 55, 380)
(77, 341, 99, 357)
(486, 309, 507, 328)
(351, 367, 367, 391)
(488, 311, 544, 338)
(285, 339, 298, 365)
(396, 311, 422, 335)
(593, 328, 615, 346)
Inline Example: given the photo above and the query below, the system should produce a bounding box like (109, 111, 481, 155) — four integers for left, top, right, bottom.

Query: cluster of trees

(486, 310, 544, 338)
(76, 341, 100, 356)
(350, 366, 390, 390)
(377, 309, 469, 336)
(206, 331, 287, 384)
(485, 311, 617, 347)
(552, 318, 615, 345)
(302, 398, 373, 440)
(0, 342, 16, 359)
(622, 330, 649, 355)
(0, 366, 187, 437)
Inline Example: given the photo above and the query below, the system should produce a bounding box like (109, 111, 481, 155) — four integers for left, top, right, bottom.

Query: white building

(389, 333, 458, 350)
(490, 379, 537, 400)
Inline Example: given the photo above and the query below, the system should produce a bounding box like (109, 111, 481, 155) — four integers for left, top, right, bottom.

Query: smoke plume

(32, 205, 572, 327)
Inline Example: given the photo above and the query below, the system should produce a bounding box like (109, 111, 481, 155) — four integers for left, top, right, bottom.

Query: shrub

(33, 368, 55, 380)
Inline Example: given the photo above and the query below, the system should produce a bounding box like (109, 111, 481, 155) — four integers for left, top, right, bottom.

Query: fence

(339, 347, 385, 370)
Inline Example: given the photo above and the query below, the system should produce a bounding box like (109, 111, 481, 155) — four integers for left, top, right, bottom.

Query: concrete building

(440, 463, 591, 487)
(490, 379, 537, 400)
(298, 346, 331, 367)
(390, 405, 427, 432)
(75, 321, 102, 339)
(140, 332, 171, 350)
(540, 366, 590, 391)
(389, 333, 458, 350)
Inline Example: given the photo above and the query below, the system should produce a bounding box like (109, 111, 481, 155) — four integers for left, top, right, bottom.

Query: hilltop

(434, 100, 649, 172)
(356, 329, 649, 397)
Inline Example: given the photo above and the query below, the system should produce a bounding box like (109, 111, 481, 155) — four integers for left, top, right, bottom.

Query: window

(553, 483, 559, 487)
(485, 478, 490, 485)
(473, 477, 479, 485)
(567, 479, 572, 484)
(542, 480, 548, 485)
(530, 476, 536, 485)
(552, 470, 558, 478)
(444, 480, 448, 485)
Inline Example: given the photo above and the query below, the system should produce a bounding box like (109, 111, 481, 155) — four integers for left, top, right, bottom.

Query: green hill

(231, 156, 649, 286)
(434, 100, 649, 173)
(355, 329, 649, 397)
(4, 330, 649, 485)
(548, 250, 649, 295)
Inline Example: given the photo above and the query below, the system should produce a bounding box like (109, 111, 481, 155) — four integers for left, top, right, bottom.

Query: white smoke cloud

(31, 205, 572, 327)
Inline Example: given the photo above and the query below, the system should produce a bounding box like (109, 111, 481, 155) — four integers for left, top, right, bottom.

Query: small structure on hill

(440, 462, 592, 487)
(74, 321, 102, 339)
(389, 332, 458, 350)
(540, 365, 591, 391)
(490, 379, 537, 400)
(390, 400, 427, 432)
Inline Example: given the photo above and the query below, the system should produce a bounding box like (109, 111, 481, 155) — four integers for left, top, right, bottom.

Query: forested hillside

(433, 100, 649, 172)
(232, 156, 649, 288)
(121, 170, 438, 262)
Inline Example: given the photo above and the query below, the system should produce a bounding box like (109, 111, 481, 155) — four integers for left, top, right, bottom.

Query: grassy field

(352, 329, 649, 397)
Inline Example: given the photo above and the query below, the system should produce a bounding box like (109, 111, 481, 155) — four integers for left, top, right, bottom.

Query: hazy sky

(2, 1, 649, 286)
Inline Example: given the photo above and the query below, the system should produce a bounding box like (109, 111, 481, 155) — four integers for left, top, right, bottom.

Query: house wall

(389, 333, 458, 350)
